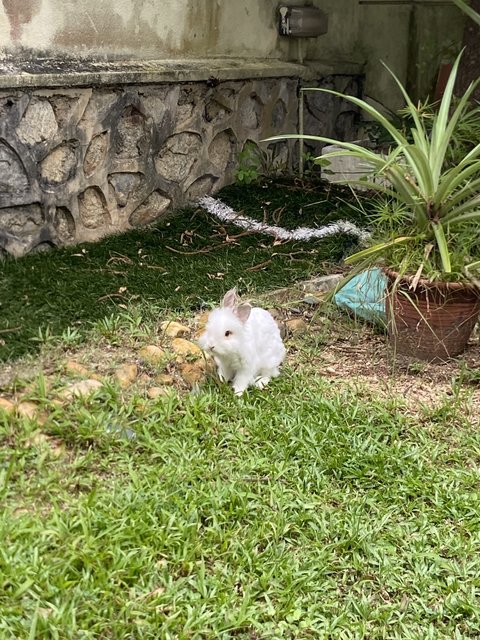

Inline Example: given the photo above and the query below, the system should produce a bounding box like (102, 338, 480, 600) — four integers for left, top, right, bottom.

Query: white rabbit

(198, 288, 286, 395)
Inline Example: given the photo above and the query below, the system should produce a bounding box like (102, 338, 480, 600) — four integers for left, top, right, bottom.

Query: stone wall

(0, 77, 292, 257)
(301, 74, 363, 158)
(0, 70, 363, 258)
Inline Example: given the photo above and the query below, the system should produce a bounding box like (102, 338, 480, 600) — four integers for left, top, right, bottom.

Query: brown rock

(60, 379, 104, 399)
(195, 311, 209, 328)
(50, 444, 66, 458)
(285, 318, 308, 335)
(138, 345, 165, 366)
(268, 308, 282, 320)
(0, 398, 15, 414)
(179, 361, 206, 386)
(147, 386, 169, 399)
(16, 401, 45, 422)
(194, 329, 206, 342)
(160, 321, 190, 338)
(22, 375, 55, 395)
(65, 360, 91, 377)
(155, 373, 174, 386)
(115, 363, 138, 388)
(28, 431, 49, 447)
(27, 432, 64, 456)
(171, 338, 202, 359)
(134, 400, 147, 413)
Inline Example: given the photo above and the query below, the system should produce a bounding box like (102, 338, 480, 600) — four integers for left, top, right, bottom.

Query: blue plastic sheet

(334, 268, 387, 326)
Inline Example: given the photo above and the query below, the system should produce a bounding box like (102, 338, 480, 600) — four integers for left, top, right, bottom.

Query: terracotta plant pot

(384, 269, 480, 362)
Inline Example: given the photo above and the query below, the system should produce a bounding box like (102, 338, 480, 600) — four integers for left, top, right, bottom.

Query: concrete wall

(0, 2, 464, 108)
(354, 1, 465, 110)
(300, 0, 464, 111)
(0, 0, 282, 59)
(0, 1, 465, 110)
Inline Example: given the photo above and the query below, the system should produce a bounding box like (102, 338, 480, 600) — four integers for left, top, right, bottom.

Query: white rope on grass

(198, 196, 370, 243)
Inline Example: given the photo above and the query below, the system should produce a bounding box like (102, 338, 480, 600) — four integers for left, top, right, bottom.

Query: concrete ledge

(0, 58, 303, 89)
(0, 57, 365, 89)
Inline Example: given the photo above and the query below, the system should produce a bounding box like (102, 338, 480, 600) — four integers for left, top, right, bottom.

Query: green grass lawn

(0, 179, 367, 362)
(1, 304, 480, 639)
(2, 178, 480, 638)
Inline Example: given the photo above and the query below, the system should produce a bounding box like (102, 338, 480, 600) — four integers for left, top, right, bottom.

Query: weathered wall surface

(300, 1, 463, 110)
(0, 73, 362, 258)
(0, 0, 281, 59)
(0, 0, 464, 109)
(354, 1, 464, 109)
(0, 77, 296, 257)
(0, 0, 465, 257)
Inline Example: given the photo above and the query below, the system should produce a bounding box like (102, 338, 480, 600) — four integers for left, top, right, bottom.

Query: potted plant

(265, 51, 480, 361)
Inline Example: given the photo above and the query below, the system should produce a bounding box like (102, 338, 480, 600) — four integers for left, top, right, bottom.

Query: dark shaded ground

(0, 178, 370, 361)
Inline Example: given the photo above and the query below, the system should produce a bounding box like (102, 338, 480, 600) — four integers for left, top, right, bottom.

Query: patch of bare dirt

(305, 318, 480, 421)
(1, 283, 479, 425)
(257, 282, 480, 419)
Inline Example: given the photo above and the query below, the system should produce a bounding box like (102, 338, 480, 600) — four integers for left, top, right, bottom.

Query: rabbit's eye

(225, 330, 232, 337)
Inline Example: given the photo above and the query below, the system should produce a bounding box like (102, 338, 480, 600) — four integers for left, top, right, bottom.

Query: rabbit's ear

(222, 288, 238, 308)
(234, 303, 251, 323)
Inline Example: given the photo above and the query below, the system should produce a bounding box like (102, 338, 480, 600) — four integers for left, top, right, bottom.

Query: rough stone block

(84, 132, 108, 177)
(155, 132, 201, 182)
(16, 98, 58, 145)
(0, 143, 30, 196)
(0, 71, 361, 257)
(129, 191, 170, 226)
(78, 187, 110, 229)
(40, 142, 78, 185)
(109, 173, 142, 208)
(115, 106, 149, 159)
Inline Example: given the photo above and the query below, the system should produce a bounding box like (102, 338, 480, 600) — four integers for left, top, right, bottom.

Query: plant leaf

(452, 0, 480, 25)
(430, 52, 479, 185)
(431, 222, 451, 273)
(300, 88, 409, 147)
(435, 156, 480, 206)
(344, 236, 416, 265)
(443, 187, 480, 222)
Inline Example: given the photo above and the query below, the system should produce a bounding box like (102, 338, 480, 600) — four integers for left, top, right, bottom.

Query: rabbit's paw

(255, 376, 270, 389)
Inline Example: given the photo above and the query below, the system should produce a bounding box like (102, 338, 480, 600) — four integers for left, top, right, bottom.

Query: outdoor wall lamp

(278, 6, 328, 38)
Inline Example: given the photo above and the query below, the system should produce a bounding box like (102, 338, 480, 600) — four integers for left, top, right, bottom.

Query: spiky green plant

(453, 0, 480, 25)
(265, 51, 480, 282)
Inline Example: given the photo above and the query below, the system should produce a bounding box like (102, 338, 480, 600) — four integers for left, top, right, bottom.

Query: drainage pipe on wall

(298, 88, 305, 177)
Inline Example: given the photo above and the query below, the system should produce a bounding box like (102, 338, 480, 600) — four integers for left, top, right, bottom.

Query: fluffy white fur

(198, 289, 286, 395)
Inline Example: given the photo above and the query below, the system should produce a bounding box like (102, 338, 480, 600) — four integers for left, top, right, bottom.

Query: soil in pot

(384, 269, 480, 362)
